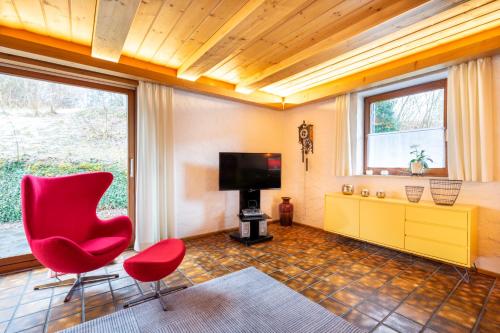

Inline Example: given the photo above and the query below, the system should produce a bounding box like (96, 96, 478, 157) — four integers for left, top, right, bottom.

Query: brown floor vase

(279, 197, 293, 226)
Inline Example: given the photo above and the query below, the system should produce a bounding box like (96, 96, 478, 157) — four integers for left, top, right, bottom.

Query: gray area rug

(61, 267, 364, 333)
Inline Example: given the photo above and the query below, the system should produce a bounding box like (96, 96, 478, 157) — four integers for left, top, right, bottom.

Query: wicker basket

(429, 179, 462, 206)
(405, 186, 424, 203)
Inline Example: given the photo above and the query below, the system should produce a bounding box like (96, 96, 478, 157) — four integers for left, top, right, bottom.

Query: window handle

(130, 158, 134, 178)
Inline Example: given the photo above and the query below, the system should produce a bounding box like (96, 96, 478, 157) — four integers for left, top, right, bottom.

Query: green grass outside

(0, 159, 127, 223)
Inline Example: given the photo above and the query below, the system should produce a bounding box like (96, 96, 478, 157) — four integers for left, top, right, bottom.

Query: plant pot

(410, 161, 425, 175)
(279, 197, 293, 226)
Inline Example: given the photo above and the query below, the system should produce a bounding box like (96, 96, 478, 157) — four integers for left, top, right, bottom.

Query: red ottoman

(123, 239, 187, 310)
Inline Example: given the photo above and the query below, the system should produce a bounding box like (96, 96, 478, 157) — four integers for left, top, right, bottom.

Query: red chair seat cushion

(81, 236, 129, 256)
(124, 239, 185, 282)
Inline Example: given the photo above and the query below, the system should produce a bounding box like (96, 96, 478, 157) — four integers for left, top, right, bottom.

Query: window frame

(363, 79, 448, 177)
(0, 65, 137, 273)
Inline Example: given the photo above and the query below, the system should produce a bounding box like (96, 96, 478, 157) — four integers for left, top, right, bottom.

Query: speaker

(259, 220, 267, 236)
(239, 221, 250, 238)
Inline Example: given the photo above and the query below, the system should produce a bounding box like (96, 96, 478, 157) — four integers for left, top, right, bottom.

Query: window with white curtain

(364, 79, 447, 176)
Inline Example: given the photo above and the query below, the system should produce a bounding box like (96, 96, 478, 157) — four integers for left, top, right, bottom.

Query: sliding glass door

(0, 68, 135, 272)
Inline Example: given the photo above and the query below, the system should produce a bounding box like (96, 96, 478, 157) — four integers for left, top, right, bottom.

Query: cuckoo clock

(298, 121, 313, 171)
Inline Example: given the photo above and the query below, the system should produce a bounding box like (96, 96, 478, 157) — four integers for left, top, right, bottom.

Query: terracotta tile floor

(0, 223, 498, 333)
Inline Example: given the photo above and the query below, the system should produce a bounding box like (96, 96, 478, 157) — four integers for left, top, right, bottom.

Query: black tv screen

(219, 153, 281, 190)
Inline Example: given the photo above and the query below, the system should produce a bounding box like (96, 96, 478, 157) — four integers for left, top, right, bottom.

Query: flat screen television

(219, 152, 281, 191)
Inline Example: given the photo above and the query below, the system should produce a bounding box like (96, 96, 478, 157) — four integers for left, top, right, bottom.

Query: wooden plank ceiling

(0, 0, 499, 109)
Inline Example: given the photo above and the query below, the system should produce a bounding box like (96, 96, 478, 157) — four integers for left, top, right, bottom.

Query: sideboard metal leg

(454, 266, 470, 283)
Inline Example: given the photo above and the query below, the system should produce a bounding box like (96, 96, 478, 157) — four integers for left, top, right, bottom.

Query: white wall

(167, 56, 499, 257)
(281, 55, 500, 257)
(172, 90, 284, 238)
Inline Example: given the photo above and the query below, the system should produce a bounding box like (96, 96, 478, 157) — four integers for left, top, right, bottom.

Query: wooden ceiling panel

(42, 0, 71, 41)
(235, 0, 434, 92)
(122, 0, 164, 57)
(262, 0, 499, 96)
(179, 0, 315, 81)
(70, 0, 97, 45)
(176, 0, 268, 81)
(130, 0, 191, 62)
(207, 0, 350, 82)
(226, 0, 403, 86)
(151, 0, 224, 68)
(168, 0, 248, 70)
(0, 0, 22, 29)
(243, 0, 415, 76)
(12, 0, 47, 34)
(0, 0, 499, 109)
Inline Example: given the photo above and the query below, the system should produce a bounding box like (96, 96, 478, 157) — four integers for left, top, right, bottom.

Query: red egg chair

(21, 172, 132, 302)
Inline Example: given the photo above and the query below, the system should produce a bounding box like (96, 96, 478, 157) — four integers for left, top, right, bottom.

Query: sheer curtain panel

(447, 57, 494, 182)
(135, 81, 174, 250)
(333, 94, 353, 176)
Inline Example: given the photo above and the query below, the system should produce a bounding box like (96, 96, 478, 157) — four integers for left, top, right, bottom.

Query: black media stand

(229, 189, 273, 246)
(230, 213, 273, 246)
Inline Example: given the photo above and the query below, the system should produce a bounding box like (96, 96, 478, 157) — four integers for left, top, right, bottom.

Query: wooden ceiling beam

(176, 0, 266, 80)
(0, 27, 283, 110)
(283, 26, 500, 108)
(91, 0, 142, 62)
(236, 0, 449, 92)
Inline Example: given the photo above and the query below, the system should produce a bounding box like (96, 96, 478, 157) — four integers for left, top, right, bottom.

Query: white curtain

(447, 57, 494, 182)
(333, 94, 352, 176)
(135, 81, 174, 251)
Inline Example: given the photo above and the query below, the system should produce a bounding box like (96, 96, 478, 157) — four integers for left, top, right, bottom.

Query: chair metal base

(33, 273, 119, 302)
(123, 281, 187, 311)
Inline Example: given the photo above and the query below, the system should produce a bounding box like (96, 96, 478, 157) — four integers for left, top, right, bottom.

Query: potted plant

(409, 145, 433, 175)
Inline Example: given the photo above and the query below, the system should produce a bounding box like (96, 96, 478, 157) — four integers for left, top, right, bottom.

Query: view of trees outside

(0, 73, 128, 258)
(367, 89, 446, 169)
(370, 89, 444, 133)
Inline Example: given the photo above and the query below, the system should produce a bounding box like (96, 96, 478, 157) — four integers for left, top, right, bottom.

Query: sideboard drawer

(405, 220, 467, 247)
(405, 235, 468, 265)
(406, 206, 467, 229)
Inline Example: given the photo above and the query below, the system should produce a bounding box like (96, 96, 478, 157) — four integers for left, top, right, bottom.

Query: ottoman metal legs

(123, 281, 187, 311)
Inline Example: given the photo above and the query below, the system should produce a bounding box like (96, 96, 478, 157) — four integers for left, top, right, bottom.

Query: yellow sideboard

(324, 193, 477, 267)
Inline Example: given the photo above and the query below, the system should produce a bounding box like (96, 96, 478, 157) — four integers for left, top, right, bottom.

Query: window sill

(350, 174, 448, 179)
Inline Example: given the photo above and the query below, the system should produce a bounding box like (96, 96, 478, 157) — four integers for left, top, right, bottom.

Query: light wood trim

(177, 0, 266, 79)
(284, 26, 500, 108)
(92, 0, 141, 62)
(0, 52, 138, 88)
(0, 26, 283, 110)
(0, 255, 42, 275)
(0, 64, 133, 94)
(363, 79, 448, 177)
(128, 90, 137, 247)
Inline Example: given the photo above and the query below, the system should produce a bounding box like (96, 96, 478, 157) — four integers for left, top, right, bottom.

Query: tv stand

(230, 190, 273, 246)
(239, 189, 260, 212)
